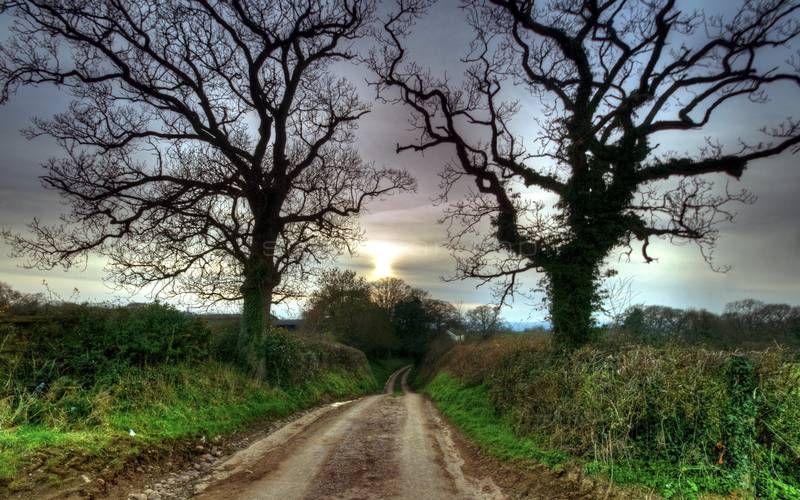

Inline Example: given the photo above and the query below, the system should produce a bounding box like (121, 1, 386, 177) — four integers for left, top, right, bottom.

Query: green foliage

(723, 356, 758, 484)
(0, 361, 375, 489)
(3, 303, 209, 388)
(392, 292, 462, 361)
(301, 270, 462, 361)
(205, 314, 241, 364)
(303, 269, 398, 357)
(262, 329, 373, 388)
(429, 336, 800, 498)
(545, 260, 601, 348)
(426, 374, 567, 466)
(239, 265, 269, 377)
(392, 295, 433, 360)
(263, 329, 304, 387)
(616, 301, 800, 349)
(755, 360, 800, 498)
(0, 290, 377, 491)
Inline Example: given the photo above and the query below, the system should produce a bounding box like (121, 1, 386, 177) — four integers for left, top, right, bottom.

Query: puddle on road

(329, 400, 353, 408)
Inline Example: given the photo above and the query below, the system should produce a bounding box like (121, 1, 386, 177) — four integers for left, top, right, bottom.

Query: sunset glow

(364, 241, 402, 280)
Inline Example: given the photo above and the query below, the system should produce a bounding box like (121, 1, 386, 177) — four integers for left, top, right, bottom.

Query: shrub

(432, 335, 800, 497)
(263, 328, 373, 388)
(2, 302, 210, 388)
(206, 315, 240, 364)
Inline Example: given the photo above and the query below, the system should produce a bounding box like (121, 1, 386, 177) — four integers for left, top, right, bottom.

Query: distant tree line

(300, 270, 512, 359)
(618, 299, 800, 349)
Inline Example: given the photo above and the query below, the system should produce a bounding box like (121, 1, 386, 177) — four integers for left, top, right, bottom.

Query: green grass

(584, 459, 737, 499)
(426, 372, 800, 500)
(425, 373, 567, 466)
(425, 374, 718, 498)
(368, 357, 412, 389)
(432, 336, 800, 499)
(0, 361, 375, 489)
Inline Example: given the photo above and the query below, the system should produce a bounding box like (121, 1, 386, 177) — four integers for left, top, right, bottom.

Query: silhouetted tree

(619, 299, 800, 347)
(723, 299, 800, 343)
(622, 304, 685, 342)
(423, 298, 462, 334)
(465, 304, 503, 339)
(0, 282, 43, 316)
(679, 309, 720, 343)
(303, 269, 398, 356)
(370, 276, 412, 315)
(372, 0, 800, 348)
(392, 289, 431, 359)
(0, 1, 414, 375)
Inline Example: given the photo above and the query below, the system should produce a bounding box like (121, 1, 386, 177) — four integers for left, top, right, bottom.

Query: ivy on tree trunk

(371, 0, 800, 348)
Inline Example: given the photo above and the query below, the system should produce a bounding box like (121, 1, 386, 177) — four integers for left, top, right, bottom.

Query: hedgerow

(428, 335, 800, 498)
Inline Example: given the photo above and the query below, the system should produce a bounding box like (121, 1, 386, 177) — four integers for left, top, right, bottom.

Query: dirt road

(194, 367, 506, 500)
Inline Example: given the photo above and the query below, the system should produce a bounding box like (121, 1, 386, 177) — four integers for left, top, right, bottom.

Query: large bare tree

(370, 276, 412, 313)
(372, 0, 800, 347)
(0, 0, 415, 375)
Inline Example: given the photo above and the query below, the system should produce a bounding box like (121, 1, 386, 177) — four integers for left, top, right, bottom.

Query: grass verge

(368, 357, 412, 389)
(425, 336, 800, 499)
(425, 373, 567, 466)
(0, 361, 375, 491)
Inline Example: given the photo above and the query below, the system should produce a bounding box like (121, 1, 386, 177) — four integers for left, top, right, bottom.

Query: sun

(364, 241, 402, 280)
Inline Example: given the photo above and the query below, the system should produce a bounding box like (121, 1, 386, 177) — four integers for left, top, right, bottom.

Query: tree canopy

(371, 0, 800, 347)
(0, 0, 414, 374)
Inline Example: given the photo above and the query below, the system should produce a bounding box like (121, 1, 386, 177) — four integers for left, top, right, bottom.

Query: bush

(263, 328, 373, 388)
(2, 302, 210, 388)
(206, 315, 241, 364)
(432, 335, 800, 497)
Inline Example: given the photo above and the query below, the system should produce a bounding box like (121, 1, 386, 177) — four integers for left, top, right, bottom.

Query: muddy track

(192, 366, 505, 499)
(119, 367, 624, 499)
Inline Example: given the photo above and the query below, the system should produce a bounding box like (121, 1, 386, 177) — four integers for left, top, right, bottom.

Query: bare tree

(372, 0, 800, 347)
(465, 304, 503, 339)
(0, 0, 415, 375)
(370, 276, 412, 313)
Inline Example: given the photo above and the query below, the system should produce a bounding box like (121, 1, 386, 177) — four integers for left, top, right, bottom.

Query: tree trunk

(238, 256, 273, 379)
(547, 259, 598, 349)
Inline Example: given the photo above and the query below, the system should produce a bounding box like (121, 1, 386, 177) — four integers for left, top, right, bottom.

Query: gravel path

(188, 366, 505, 500)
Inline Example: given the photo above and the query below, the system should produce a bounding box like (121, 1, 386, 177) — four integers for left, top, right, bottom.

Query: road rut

(196, 366, 505, 499)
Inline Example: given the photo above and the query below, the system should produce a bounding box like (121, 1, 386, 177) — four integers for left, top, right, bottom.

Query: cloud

(1, 0, 798, 322)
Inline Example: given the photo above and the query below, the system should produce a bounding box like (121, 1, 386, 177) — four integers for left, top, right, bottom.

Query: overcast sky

(1, 1, 799, 322)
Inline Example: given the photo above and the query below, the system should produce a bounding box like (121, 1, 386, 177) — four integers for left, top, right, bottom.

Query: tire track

(195, 364, 505, 500)
(384, 365, 412, 394)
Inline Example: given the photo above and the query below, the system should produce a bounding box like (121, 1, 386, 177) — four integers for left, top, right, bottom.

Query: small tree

(465, 304, 503, 340)
(373, 0, 800, 348)
(0, 1, 414, 375)
(423, 298, 463, 334)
